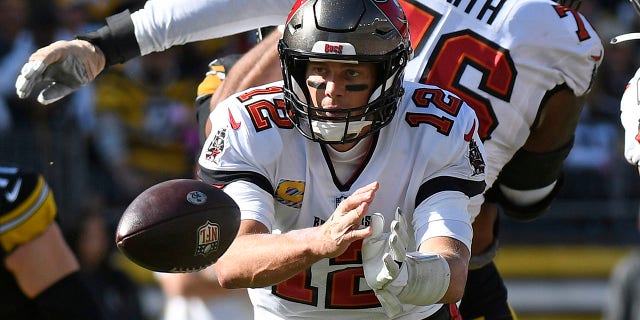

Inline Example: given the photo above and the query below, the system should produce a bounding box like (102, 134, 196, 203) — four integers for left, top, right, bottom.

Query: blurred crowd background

(2, 0, 640, 319)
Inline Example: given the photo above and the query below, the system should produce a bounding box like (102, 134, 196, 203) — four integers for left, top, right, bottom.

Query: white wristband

(499, 181, 556, 206)
(393, 252, 450, 306)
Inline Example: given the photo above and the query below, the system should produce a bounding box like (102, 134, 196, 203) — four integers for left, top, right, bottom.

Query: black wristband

(76, 10, 140, 67)
(499, 137, 574, 190)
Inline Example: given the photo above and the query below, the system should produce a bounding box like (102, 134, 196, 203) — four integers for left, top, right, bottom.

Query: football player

(199, 0, 485, 318)
(0, 166, 104, 319)
(614, 0, 640, 173)
(14, 0, 603, 319)
(606, 3, 640, 318)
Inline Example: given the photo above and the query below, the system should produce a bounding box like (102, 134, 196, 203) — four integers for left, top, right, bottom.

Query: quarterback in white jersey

(199, 80, 484, 319)
(197, 1, 485, 319)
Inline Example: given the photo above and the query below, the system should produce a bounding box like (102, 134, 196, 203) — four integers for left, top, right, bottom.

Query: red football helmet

(278, 0, 412, 144)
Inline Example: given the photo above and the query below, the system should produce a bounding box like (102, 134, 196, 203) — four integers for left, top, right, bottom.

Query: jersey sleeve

(414, 192, 474, 250)
(224, 180, 276, 231)
(198, 95, 283, 186)
(0, 170, 57, 257)
(404, 84, 487, 250)
(419, 110, 484, 249)
(506, 1, 603, 96)
(197, 90, 287, 229)
(132, 0, 292, 55)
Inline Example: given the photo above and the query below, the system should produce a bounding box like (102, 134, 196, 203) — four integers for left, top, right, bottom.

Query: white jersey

(400, 0, 603, 215)
(131, 0, 602, 217)
(198, 81, 486, 319)
(621, 67, 640, 166)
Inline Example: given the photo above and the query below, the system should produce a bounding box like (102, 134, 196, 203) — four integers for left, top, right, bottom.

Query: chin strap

(311, 120, 372, 141)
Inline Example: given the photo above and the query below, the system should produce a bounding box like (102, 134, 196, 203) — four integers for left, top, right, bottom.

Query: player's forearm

(4, 223, 80, 298)
(418, 236, 470, 303)
(236, 29, 284, 90)
(523, 87, 582, 153)
(214, 227, 325, 289)
(78, 0, 290, 67)
(158, 270, 240, 298)
(209, 28, 283, 112)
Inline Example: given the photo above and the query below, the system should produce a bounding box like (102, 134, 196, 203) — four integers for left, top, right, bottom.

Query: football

(115, 179, 240, 273)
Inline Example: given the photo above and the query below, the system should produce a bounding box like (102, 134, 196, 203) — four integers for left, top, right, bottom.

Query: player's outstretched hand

(317, 181, 378, 258)
(362, 208, 451, 317)
(15, 40, 105, 105)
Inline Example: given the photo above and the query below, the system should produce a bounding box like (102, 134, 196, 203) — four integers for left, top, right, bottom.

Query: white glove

(15, 40, 105, 105)
(362, 209, 407, 316)
(362, 209, 450, 318)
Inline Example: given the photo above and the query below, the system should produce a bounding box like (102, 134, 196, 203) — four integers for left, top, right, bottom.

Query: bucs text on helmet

(278, 0, 412, 144)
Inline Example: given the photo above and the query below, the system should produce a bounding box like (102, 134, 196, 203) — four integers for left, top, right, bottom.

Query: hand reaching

(316, 181, 379, 259)
(362, 208, 409, 317)
(15, 40, 105, 105)
(362, 208, 451, 317)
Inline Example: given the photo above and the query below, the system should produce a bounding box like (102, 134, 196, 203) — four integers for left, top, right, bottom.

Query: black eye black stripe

(345, 84, 369, 92)
(306, 80, 369, 92)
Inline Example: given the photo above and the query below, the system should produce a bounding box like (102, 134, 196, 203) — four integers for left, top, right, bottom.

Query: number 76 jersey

(402, 0, 603, 215)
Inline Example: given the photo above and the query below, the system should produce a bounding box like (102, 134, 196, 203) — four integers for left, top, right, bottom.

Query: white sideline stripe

(505, 279, 608, 313)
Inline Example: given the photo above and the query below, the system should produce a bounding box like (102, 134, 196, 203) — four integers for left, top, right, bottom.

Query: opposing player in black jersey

(0, 166, 104, 319)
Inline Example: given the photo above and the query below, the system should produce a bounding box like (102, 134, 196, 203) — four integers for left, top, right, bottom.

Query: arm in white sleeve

(132, 0, 292, 55)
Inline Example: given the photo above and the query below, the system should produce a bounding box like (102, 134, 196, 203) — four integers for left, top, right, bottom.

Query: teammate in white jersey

(607, 2, 640, 318)
(615, 0, 640, 172)
(14, 0, 602, 319)
(198, 0, 485, 318)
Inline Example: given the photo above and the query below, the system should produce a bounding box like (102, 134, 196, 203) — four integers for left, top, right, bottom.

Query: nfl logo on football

(195, 221, 220, 256)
